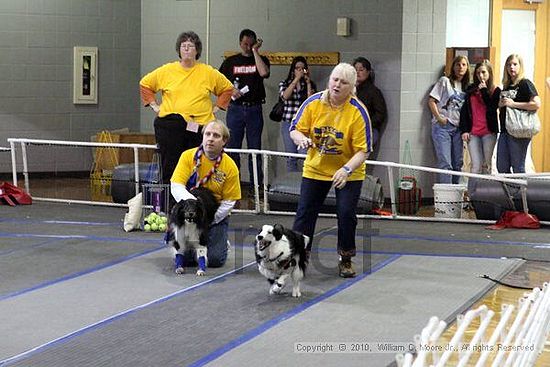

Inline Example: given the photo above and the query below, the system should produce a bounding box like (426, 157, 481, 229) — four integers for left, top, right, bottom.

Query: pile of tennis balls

(143, 212, 168, 232)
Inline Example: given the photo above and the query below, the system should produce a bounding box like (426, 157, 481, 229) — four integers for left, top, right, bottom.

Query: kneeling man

(170, 120, 241, 268)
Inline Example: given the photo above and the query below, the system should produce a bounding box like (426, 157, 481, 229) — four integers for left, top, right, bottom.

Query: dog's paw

(196, 269, 206, 276)
(292, 289, 301, 298)
(175, 267, 185, 275)
(269, 282, 284, 295)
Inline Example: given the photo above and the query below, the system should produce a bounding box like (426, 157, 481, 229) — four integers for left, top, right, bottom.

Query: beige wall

(0, 0, 141, 172)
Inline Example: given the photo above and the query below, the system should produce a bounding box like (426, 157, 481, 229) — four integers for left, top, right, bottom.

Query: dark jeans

(177, 217, 229, 268)
(226, 103, 264, 186)
(153, 114, 202, 185)
(496, 132, 531, 174)
(292, 177, 363, 257)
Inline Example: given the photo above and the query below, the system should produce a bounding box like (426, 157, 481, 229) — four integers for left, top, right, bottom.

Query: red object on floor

(372, 208, 392, 216)
(487, 211, 540, 230)
(0, 181, 32, 206)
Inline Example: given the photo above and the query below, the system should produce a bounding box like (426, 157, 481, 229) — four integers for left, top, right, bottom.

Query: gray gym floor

(0, 202, 548, 366)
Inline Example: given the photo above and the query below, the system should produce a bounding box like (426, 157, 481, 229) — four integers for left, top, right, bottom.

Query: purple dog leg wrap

(175, 254, 184, 268)
(198, 256, 206, 271)
(164, 230, 173, 245)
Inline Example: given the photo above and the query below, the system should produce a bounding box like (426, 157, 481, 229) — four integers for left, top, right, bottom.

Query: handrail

(6, 138, 547, 224)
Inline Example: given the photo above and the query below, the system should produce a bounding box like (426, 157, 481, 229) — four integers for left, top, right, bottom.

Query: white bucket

(433, 184, 466, 218)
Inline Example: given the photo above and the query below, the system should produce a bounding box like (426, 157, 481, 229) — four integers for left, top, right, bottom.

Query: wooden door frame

(491, 0, 549, 171)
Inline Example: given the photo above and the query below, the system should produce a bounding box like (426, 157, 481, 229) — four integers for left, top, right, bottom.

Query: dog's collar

(265, 251, 284, 263)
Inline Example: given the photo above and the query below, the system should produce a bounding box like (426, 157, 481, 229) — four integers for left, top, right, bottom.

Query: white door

(498, 9, 537, 173)
(500, 9, 536, 81)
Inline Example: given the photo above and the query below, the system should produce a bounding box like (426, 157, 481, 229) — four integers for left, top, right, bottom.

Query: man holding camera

(219, 29, 270, 190)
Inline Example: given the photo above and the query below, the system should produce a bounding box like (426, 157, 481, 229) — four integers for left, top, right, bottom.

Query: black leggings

(153, 114, 202, 185)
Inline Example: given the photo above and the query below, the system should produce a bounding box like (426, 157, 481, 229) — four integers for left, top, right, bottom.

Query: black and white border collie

(168, 187, 219, 276)
(255, 224, 309, 297)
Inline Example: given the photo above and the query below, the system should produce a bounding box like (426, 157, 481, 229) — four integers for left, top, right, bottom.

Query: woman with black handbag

(497, 54, 541, 173)
(277, 56, 316, 171)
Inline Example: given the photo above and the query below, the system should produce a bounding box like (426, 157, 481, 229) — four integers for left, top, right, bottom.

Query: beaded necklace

(186, 145, 223, 190)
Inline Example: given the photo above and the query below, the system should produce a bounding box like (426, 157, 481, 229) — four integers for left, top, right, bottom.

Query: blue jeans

(178, 218, 229, 268)
(468, 134, 496, 174)
(293, 178, 363, 257)
(280, 121, 306, 172)
(496, 132, 531, 174)
(226, 103, 264, 185)
(431, 123, 463, 184)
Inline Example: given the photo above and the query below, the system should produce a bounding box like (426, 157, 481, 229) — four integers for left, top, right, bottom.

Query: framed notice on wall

(73, 46, 98, 104)
(445, 47, 495, 76)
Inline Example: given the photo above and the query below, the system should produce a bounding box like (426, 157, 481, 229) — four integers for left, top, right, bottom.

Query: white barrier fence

(6, 138, 260, 213)
(396, 282, 550, 367)
(6, 137, 550, 224)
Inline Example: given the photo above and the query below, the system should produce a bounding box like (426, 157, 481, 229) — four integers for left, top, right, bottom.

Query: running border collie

(168, 187, 219, 276)
(255, 224, 309, 297)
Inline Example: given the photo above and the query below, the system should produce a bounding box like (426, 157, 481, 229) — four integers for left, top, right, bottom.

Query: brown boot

(338, 258, 356, 278)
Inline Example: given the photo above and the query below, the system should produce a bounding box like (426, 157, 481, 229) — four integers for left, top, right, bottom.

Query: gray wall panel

(0, 0, 449, 189)
(0, 0, 141, 172)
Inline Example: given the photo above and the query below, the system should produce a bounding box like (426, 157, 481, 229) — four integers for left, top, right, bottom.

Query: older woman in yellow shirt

(289, 63, 373, 278)
(140, 31, 234, 185)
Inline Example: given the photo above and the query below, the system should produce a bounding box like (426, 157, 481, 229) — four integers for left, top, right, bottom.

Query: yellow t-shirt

(171, 148, 241, 202)
(140, 62, 233, 124)
(290, 91, 373, 181)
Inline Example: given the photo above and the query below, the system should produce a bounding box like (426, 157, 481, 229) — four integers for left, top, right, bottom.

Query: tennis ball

(144, 224, 151, 231)
(160, 216, 168, 223)
(159, 223, 167, 232)
(151, 222, 159, 231)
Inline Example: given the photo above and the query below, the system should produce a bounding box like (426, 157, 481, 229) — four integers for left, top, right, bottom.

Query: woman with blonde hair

(497, 54, 541, 173)
(428, 55, 470, 183)
(289, 63, 373, 278)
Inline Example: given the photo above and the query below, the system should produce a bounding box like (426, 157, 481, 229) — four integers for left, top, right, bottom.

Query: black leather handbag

(269, 98, 284, 122)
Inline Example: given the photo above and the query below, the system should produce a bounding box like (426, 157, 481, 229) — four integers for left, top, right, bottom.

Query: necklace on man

(186, 145, 223, 189)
